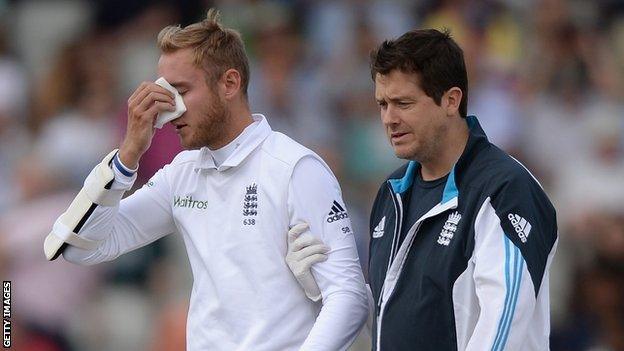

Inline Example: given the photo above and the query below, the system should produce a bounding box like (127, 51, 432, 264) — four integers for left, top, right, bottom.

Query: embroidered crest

(437, 211, 461, 246)
(242, 183, 258, 225)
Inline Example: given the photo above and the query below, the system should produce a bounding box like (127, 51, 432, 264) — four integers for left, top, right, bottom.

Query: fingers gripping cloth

(44, 149, 124, 261)
(285, 223, 330, 302)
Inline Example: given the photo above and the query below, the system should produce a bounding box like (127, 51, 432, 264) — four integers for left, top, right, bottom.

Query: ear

(221, 68, 242, 101)
(444, 87, 463, 117)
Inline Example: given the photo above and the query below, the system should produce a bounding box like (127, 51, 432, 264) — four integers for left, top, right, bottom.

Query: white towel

(154, 77, 187, 129)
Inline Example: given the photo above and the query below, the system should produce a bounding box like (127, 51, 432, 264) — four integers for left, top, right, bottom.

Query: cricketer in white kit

(43, 10, 368, 351)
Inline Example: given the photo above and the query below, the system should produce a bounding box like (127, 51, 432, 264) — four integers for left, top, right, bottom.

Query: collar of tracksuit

(388, 115, 490, 204)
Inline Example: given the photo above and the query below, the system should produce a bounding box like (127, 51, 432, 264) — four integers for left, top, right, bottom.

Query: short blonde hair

(157, 9, 250, 95)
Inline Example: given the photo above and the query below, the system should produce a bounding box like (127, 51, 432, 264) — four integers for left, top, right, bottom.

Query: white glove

(286, 223, 329, 302)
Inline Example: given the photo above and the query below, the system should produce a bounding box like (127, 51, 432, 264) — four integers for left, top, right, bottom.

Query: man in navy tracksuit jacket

(366, 29, 557, 351)
(368, 115, 557, 350)
(286, 28, 558, 350)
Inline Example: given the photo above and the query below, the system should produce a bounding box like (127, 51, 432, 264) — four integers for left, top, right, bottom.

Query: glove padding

(286, 223, 329, 302)
(44, 149, 122, 260)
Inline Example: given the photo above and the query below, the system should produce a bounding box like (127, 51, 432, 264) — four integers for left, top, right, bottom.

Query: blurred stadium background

(0, 0, 623, 350)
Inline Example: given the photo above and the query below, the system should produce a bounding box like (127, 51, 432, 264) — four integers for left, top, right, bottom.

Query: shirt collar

(388, 115, 489, 204)
(195, 114, 272, 171)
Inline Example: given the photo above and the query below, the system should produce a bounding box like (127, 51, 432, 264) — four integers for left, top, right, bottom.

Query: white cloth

(63, 114, 368, 351)
(154, 77, 187, 128)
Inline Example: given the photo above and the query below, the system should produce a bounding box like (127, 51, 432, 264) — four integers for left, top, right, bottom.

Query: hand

(286, 223, 330, 302)
(119, 82, 176, 168)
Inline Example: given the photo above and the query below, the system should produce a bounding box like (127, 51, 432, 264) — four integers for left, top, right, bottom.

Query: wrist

(114, 152, 138, 176)
(118, 143, 143, 169)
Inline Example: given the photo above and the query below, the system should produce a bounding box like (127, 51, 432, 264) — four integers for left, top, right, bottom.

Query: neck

(420, 117, 469, 181)
(208, 101, 253, 150)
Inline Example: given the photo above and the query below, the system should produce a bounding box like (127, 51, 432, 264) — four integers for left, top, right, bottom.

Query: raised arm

(44, 81, 178, 264)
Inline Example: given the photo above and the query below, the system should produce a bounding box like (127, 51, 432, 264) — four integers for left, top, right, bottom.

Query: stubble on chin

(194, 101, 230, 149)
(395, 123, 447, 163)
(396, 144, 429, 163)
(179, 135, 200, 150)
(188, 93, 230, 149)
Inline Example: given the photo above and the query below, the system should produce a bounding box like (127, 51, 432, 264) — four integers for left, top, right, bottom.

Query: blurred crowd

(0, 0, 623, 350)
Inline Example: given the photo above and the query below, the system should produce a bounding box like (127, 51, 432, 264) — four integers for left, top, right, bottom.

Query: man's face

(158, 48, 229, 149)
(375, 70, 448, 162)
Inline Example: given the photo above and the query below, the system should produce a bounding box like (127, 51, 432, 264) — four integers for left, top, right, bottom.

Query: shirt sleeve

(287, 155, 369, 351)
(466, 171, 558, 351)
(62, 157, 177, 265)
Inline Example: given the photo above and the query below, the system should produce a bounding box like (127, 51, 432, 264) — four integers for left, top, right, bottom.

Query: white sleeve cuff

(111, 153, 137, 190)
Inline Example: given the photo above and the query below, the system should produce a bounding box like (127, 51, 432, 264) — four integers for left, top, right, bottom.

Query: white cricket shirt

(63, 114, 368, 350)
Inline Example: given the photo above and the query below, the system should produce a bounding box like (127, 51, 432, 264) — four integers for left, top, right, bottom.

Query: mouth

(173, 123, 188, 133)
(390, 132, 409, 142)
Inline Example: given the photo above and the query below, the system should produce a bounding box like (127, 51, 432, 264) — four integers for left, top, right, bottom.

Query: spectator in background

(0, 152, 102, 351)
(551, 213, 624, 351)
(32, 33, 118, 186)
(0, 26, 30, 212)
(247, 3, 337, 160)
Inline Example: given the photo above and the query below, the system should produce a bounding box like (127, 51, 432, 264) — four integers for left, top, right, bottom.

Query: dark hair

(370, 29, 468, 118)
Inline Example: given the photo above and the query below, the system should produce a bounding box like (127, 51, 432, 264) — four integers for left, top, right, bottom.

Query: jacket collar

(194, 114, 272, 171)
(388, 115, 489, 204)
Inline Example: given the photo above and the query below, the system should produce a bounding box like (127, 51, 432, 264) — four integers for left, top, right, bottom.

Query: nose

(381, 105, 400, 126)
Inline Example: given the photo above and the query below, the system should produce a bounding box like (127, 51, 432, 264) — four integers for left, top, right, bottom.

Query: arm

(61, 156, 177, 264)
(288, 156, 368, 351)
(45, 81, 178, 264)
(466, 175, 558, 350)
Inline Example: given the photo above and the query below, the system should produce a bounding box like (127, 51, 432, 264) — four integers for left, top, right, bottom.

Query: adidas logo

(326, 200, 349, 223)
(508, 213, 532, 243)
(373, 216, 386, 238)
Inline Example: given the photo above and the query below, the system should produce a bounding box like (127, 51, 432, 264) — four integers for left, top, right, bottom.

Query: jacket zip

(375, 185, 458, 350)
(376, 182, 402, 350)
